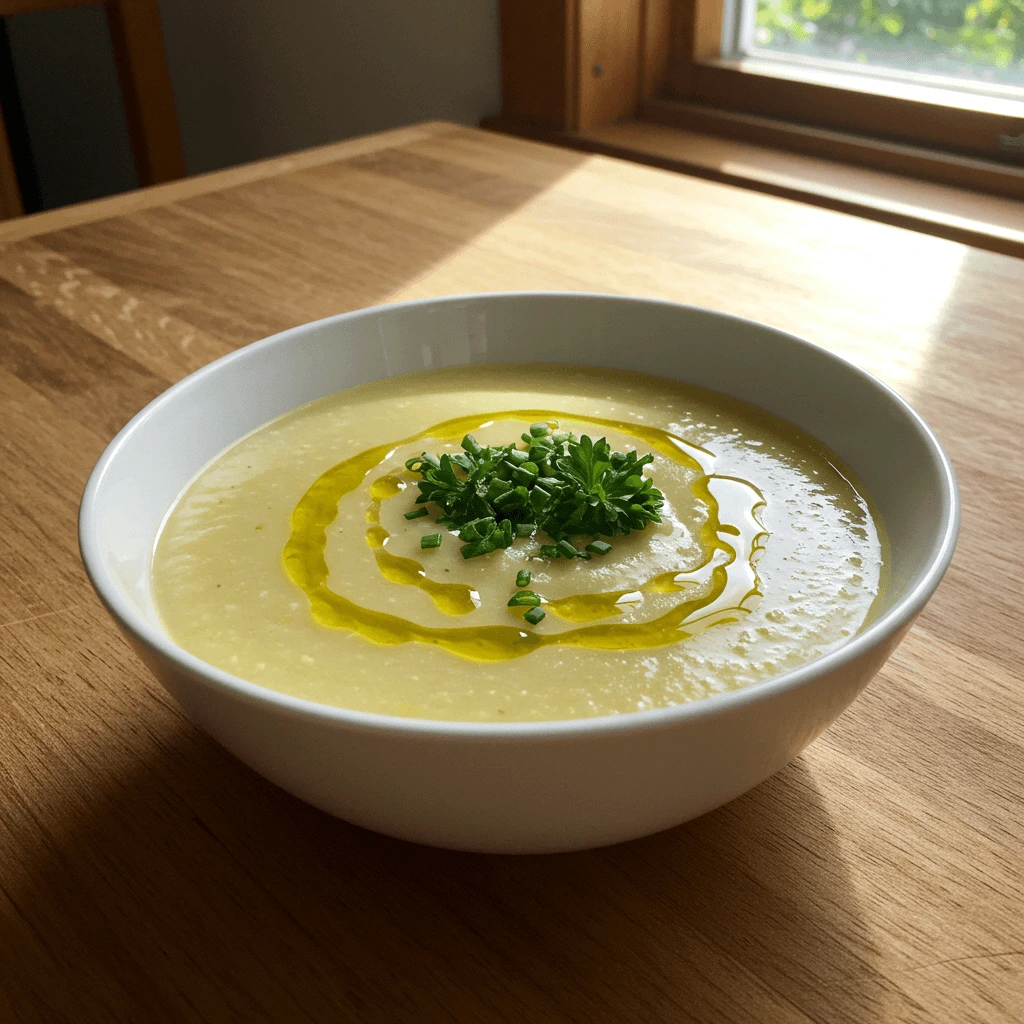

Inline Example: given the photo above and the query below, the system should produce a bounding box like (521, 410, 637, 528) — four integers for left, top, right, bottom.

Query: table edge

(0, 121, 459, 245)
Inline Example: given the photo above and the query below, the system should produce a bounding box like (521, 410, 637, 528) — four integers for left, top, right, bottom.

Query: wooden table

(1, 121, 1021, 1023)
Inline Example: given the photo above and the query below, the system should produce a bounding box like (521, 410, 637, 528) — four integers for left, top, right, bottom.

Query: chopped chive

(516, 569, 531, 588)
(485, 478, 511, 502)
(493, 488, 522, 509)
(460, 517, 496, 542)
(515, 522, 537, 538)
(421, 533, 442, 549)
(461, 538, 496, 559)
(404, 508, 429, 520)
(529, 423, 550, 437)
(461, 434, 483, 456)
(508, 590, 542, 607)
(523, 606, 546, 625)
(586, 540, 613, 555)
(512, 462, 539, 485)
(498, 519, 514, 548)
(557, 539, 580, 559)
(530, 486, 551, 511)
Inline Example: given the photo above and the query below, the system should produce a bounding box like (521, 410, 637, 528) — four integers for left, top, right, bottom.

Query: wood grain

(0, 120, 1022, 1023)
(572, 119, 1024, 259)
(0, 121, 451, 245)
(484, 115, 1024, 260)
(643, 97, 1024, 202)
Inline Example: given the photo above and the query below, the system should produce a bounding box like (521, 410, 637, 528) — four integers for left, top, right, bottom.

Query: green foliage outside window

(754, 0, 1024, 81)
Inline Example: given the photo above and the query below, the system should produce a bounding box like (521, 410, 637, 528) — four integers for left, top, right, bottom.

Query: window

(494, 1, 1024, 206)
(735, 0, 1024, 93)
(668, 0, 1024, 170)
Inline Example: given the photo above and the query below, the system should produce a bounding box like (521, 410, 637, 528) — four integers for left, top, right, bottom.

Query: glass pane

(742, 0, 1024, 91)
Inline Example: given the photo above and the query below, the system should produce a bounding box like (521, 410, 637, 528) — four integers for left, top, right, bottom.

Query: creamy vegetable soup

(152, 364, 885, 722)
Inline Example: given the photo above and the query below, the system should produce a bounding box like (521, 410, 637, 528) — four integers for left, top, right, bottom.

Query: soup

(151, 364, 884, 721)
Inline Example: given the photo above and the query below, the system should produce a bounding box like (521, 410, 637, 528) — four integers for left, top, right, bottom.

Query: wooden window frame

(666, 0, 1024, 169)
(493, 0, 1024, 204)
(497, 1, 673, 135)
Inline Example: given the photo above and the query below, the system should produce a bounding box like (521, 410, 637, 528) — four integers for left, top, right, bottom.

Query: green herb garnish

(456, 517, 514, 559)
(420, 533, 442, 549)
(404, 508, 429, 520)
(507, 590, 542, 608)
(523, 607, 546, 625)
(516, 569, 531, 588)
(405, 426, 663, 560)
(556, 539, 580, 560)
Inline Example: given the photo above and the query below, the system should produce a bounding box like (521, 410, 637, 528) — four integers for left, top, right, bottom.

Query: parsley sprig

(404, 422, 663, 560)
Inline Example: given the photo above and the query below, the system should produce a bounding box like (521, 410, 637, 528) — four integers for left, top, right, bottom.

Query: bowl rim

(79, 291, 960, 740)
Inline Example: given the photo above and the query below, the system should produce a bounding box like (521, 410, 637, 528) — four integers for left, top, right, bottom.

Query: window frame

(493, 0, 1024, 204)
(664, 0, 1024, 167)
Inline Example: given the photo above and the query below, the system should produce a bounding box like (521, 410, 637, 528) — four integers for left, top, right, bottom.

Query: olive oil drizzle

(542, 566, 711, 623)
(283, 409, 765, 662)
(365, 474, 480, 616)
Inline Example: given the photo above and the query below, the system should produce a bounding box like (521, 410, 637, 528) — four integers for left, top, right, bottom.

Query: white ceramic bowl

(79, 293, 958, 854)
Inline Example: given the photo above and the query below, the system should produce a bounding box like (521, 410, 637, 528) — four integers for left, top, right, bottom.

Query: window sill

(482, 114, 1024, 261)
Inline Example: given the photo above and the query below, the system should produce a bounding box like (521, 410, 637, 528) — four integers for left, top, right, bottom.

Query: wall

(5, 0, 501, 210)
(5, 6, 139, 210)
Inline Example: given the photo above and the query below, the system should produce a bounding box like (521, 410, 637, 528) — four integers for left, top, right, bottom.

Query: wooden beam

(577, 0, 642, 130)
(499, 1, 673, 132)
(640, 0, 672, 102)
(499, 0, 579, 131)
